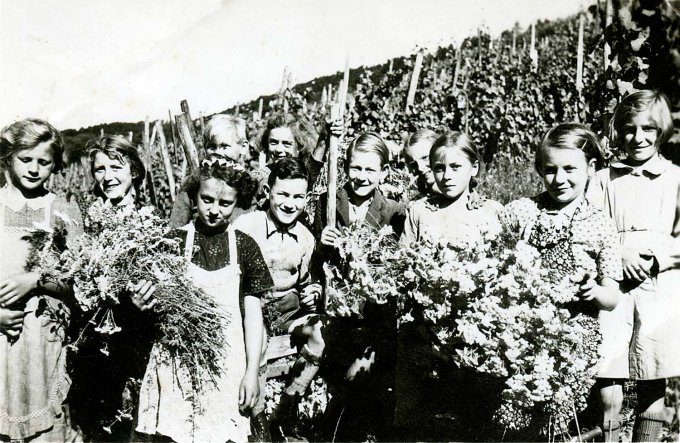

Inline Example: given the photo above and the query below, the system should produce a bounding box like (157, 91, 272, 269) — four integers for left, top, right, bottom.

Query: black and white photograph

(1, 0, 679, 441)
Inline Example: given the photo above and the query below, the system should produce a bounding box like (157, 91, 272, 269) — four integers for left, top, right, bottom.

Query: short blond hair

(609, 90, 673, 149)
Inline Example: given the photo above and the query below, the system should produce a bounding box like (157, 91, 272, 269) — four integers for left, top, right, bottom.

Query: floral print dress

(504, 193, 625, 378)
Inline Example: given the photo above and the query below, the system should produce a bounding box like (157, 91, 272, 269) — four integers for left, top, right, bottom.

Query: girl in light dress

(400, 131, 502, 246)
(504, 123, 623, 441)
(0, 119, 83, 442)
(396, 131, 502, 438)
(586, 90, 680, 442)
(136, 158, 273, 443)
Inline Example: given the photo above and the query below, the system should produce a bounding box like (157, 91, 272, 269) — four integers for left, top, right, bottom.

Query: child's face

(8, 141, 55, 192)
(348, 150, 387, 199)
(404, 141, 435, 190)
(267, 127, 297, 161)
(541, 147, 595, 207)
(196, 178, 238, 228)
(206, 128, 244, 163)
(266, 177, 308, 226)
(431, 147, 478, 200)
(622, 111, 659, 164)
(93, 152, 134, 203)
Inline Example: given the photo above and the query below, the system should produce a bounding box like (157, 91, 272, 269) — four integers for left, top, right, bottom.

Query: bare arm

(240, 293, 264, 411)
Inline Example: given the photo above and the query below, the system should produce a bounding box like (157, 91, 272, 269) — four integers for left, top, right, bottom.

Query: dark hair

(182, 156, 257, 209)
(259, 112, 318, 159)
(267, 157, 309, 188)
(86, 135, 146, 198)
(0, 118, 65, 173)
(430, 131, 483, 189)
(609, 89, 673, 150)
(346, 132, 390, 168)
(535, 123, 606, 175)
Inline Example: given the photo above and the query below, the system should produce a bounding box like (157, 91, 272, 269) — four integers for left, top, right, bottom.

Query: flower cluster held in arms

(27, 200, 231, 390)
(329, 217, 600, 434)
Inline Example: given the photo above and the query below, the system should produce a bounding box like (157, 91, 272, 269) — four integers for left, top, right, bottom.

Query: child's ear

(379, 164, 390, 183)
(471, 160, 480, 178)
(587, 158, 597, 176)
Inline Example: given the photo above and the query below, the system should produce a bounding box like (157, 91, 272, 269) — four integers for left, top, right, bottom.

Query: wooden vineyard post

(128, 131, 133, 142)
(452, 47, 461, 91)
(576, 13, 584, 93)
(175, 113, 200, 172)
(326, 103, 341, 230)
(258, 98, 263, 120)
(512, 27, 516, 57)
(321, 87, 328, 107)
(530, 23, 538, 72)
(405, 51, 423, 110)
(575, 13, 585, 122)
(180, 100, 197, 143)
(155, 120, 176, 201)
(478, 28, 482, 64)
(604, 0, 612, 72)
(339, 57, 350, 114)
(388, 58, 393, 74)
(169, 109, 178, 158)
(143, 116, 157, 206)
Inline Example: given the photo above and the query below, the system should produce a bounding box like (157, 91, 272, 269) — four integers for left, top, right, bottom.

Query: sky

(0, 0, 590, 130)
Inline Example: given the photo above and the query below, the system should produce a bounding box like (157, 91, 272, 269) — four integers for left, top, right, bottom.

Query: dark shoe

(269, 393, 301, 442)
(249, 411, 271, 442)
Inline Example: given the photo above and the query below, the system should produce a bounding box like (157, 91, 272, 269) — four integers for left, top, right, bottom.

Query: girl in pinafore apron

(587, 90, 680, 442)
(136, 158, 273, 443)
(0, 119, 83, 442)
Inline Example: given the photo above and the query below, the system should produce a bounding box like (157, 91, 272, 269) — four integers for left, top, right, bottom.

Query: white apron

(136, 223, 250, 443)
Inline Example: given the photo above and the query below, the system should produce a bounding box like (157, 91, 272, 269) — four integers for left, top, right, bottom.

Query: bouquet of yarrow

(330, 214, 601, 437)
(25, 199, 230, 390)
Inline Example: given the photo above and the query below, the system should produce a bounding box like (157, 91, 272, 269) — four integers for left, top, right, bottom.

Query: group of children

(0, 89, 678, 442)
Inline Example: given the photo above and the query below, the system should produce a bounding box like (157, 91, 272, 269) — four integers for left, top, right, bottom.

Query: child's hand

(328, 117, 344, 139)
(0, 272, 39, 308)
(321, 226, 344, 248)
(622, 247, 653, 281)
(572, 273, 620, 311)
(574, 272, 598, 301)
(128, 280, 157, 311)
(300, 283, 322, 310)
(239, 370, 260, 412)
(0, 307, 26, 338)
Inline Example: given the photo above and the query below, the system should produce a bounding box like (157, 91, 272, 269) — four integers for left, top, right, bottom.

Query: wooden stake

(604, 0, 612, 72)
(198, 113, 206, 148)
(142, 116, 157, 207)
(155, 120, 176, 201)
(530, 23, 538, 71)
(512, 27, 516, 56)
(388, 59, 393, 74)
(169, 109, 179, 159)
(258, 98, 263, 120)
(176, 114, 200, 171)
(326, 104, 341, 228)
(321, 87, 328, 107)
(453, 48, 461, 91)
(478, 28, 482, 64)
(576, 13, 585, 92)
(405, 51, 424, 109)
(180, 100, 197, 142)
(128, 131, 133, 142)
(339, 57, 350, 114)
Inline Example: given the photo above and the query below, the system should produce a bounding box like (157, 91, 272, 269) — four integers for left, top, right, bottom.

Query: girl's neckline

(194, 218, 229, 237)
(0, 185, 56, 211)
